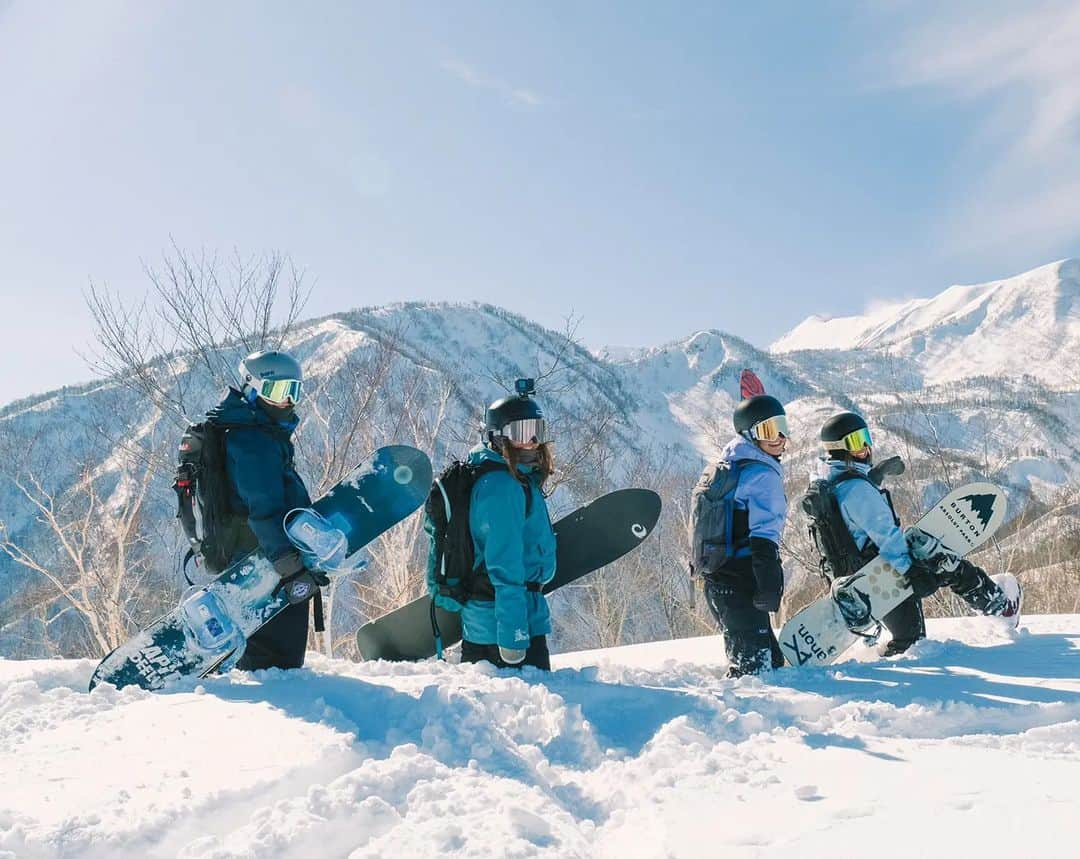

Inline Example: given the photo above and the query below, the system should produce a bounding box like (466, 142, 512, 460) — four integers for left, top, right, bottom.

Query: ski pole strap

(312, 590, 325, 633)
(430, 598, 444, 661)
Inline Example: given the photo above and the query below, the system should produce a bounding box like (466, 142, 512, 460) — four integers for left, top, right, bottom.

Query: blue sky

(2, 1, 1078, 404)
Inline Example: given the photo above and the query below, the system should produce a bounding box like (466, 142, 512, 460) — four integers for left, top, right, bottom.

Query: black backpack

(688, 458, 760, 575)
(427, 459, 531, 611)
(173, 420, 234, 577)
(801, 471, 898, 582)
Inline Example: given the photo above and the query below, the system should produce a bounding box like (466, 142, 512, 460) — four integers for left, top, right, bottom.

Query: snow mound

(2, 615, 1078, 857)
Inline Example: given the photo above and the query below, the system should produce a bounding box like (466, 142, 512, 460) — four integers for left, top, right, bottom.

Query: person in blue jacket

(203, 349, 318, 671)
(820, 412, 1022, 656)
(458, 381, 557, 670)
(701, 395, 790, 677)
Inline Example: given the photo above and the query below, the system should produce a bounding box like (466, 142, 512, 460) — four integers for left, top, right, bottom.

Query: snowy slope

(772, 259, 1080, 386)
(2, 614, 1078, 858)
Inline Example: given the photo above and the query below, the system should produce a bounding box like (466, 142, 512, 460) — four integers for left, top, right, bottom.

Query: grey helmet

(238, 350, 304, 405)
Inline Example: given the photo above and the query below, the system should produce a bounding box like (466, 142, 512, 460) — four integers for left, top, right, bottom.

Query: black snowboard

(354, 488, 662, 661)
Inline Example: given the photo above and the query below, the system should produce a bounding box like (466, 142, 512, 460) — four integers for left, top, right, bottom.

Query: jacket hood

(825, 458, 872, 480)
(207, 388, 299, 433)
(719, 435, 784, 477)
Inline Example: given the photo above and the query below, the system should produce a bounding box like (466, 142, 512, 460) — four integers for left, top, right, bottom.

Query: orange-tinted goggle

(825, 427, 873, 453)
(749, 415, 790, 442)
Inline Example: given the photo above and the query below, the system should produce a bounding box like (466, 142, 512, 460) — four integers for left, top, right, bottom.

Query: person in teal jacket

(460, 380, 557, 669)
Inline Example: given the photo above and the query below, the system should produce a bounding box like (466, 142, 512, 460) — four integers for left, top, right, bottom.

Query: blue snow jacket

(829, 460, 911, 574)
(719, 436, 787, 546)
(460, 444, 557, 650)
(207, 388, 312, 564)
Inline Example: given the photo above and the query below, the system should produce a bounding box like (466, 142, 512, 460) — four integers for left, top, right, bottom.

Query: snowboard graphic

(355, 488, 662, 661)
(779, 482, 1007, 668)
(89, 446, 433, 691)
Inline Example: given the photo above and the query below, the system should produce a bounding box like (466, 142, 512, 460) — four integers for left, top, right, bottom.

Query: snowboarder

(429, 380, 557, 670)
(815, 411, 1022, 656)
(197, 349, 320, 671)
(692, 394, 789, 677)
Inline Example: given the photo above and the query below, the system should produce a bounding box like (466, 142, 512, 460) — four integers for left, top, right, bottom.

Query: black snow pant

(461, 635, 551, 671)
(881, 559, 1004, 656)
(703, 576, 784, 676)
(236, 599, 310, 671)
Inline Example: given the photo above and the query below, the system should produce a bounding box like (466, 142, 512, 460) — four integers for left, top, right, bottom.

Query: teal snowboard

(89, 445, 432, 691)
(355, 488, 662, 661)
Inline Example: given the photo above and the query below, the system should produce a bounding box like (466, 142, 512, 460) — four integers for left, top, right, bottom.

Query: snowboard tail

(355, 488, 662, 662)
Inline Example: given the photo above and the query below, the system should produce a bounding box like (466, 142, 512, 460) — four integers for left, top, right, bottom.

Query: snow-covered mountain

(2, 261, 1079, 657)
(2, 614, 1077, 857)
(771, 259, 1080, 386)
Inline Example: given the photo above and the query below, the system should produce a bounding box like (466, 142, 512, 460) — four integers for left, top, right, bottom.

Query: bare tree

(85, 242, 309, 427)
(0, 421, 175, 656)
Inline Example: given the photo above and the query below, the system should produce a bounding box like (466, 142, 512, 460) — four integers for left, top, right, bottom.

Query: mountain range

(2, 259, 1078, 655)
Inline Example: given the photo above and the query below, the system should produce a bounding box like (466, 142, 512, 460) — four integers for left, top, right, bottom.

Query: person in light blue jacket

(821, 412, 1021, 656)
(459, 381, 557, 669)
(697, 395, 790, 676)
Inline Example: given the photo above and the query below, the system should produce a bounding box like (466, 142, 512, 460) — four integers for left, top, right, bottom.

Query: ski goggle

(500, 417, 551, 445)
(256, 378, 303, 405)
(749, 414, 790, 442)
(825, 427, 873, 453)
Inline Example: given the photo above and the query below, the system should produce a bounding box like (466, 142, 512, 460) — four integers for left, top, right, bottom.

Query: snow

(770, 258, 1080, 386)
(3, 615, 1078, 858)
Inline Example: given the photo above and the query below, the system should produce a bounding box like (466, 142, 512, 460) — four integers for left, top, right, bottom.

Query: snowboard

(779, 482, 1007, 668)
(354, 488, 662, 661)
(89, 445, 433, 691)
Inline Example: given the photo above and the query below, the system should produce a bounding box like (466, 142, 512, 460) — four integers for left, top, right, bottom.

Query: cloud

(879, 1, 1080, 254)
(443, 60, 546, 108)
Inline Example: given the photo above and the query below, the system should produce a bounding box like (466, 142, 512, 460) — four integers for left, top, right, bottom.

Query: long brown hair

(498, 439, 555, 492)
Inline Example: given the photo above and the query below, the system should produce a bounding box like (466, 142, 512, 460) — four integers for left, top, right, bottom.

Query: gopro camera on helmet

(515, 378, 536, 397)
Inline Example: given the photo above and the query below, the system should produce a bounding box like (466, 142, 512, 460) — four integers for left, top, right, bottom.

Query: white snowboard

(779, 482, 1007, 668)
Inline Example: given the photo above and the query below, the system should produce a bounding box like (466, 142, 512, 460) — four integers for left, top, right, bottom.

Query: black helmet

(820, 412, 872, 457)
(483, 378, 550, 445)
(733, 395, 787, 440)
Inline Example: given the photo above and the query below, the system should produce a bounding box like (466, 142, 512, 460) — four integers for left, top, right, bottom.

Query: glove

(498, 646, 527, 666)
(868, 455, 905, 486)
(904, 557, 939, 598)
(273, 551, 329, 605)
(749, 537, 784, 612)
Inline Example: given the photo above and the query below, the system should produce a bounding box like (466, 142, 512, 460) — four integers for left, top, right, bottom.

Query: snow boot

(989, 573, 1023, 628)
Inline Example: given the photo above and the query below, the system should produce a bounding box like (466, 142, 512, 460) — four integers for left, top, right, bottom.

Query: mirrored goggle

(826, 427, 873, 452)
(749, 415, 790, 442)
(257, 378, 302, 405)
(501, 418, 551, 445)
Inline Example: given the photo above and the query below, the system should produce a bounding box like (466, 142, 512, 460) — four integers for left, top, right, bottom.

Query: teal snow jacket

(459, 444, 557, 650)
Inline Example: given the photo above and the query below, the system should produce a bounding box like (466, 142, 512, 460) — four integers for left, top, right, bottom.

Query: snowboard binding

(905, 527, 962, 573)
(179, 586, 247, 667)
(831, 575, 881, 641)
(284, 508, 363, 575)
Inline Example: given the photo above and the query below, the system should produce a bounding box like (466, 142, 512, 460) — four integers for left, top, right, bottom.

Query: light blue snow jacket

(829, 460, 912, 573)
(719, 436, 787, 545)
(460, 444, 557, 650)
